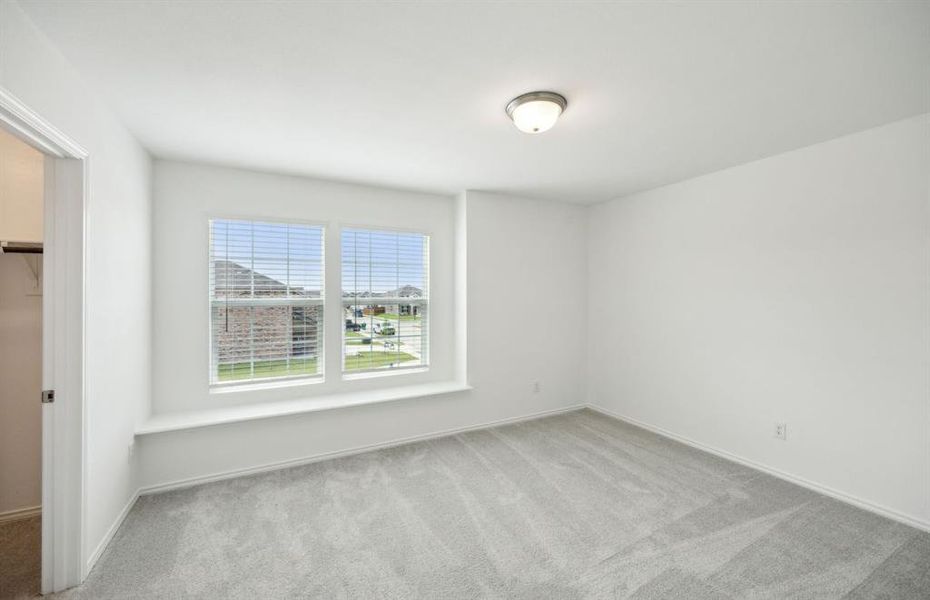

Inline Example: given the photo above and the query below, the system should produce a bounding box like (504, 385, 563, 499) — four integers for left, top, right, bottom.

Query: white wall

(151, 160, 456, 413)
(0, 255, 42, 514)
(0, 0, 152, 567)
(139, 187, 587, 488)
(465, 191, 588, 416)
(588, 114, 930, 527)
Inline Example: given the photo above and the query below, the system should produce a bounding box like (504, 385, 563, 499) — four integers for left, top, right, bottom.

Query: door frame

(0, 87, 87, 593)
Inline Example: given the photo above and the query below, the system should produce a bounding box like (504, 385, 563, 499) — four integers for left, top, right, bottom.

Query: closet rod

(0, 241, 43, 254)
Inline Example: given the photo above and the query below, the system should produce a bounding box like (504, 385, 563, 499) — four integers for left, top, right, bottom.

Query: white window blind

(341, 228, 429, 374)
(209, 219, 324, 385)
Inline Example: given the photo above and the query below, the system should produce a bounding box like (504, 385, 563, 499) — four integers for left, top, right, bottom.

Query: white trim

(585, 404, 930, 534)
(0, 88, 88, 158)
(340, 222, 436, 237)
(210, 374, 325, 394)
(84, 490, 139, 576)
(340, 297, 429, 304)
(136, 381, 473, 436)
(341, 366, 429, 381)
(0, 86, 88, 594)
(341, 364, 430, 379)
(140, 404, 585, 495)
(0, 505, 42, 524)
(211, 297, 324, 307)
(453, 193, 467, 384)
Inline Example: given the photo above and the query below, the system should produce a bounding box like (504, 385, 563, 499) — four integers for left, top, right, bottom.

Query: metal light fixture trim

(505, 91, 568, 134)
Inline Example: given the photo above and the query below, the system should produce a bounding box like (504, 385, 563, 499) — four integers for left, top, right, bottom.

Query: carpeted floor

(0, 514, 41, 600)
(57, 409, 930, 599)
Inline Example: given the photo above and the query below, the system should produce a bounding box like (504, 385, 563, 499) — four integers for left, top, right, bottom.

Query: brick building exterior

(211, 260, 319, 365)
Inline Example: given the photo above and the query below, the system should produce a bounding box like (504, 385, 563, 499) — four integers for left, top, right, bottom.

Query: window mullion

(286, 224, 291, 375)
(395, 232, 400, 360)
(249, 221, 255, 380)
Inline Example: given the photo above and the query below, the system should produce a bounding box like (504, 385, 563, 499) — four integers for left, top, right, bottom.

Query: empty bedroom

(0, 1, 927, 598)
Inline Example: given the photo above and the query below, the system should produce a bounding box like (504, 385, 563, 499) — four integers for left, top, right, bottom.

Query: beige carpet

(58, 410, 930, 598)
(0, 514, 40, 600)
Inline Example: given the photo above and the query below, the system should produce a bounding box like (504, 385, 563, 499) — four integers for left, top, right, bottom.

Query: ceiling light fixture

(505, 91, 567, 134)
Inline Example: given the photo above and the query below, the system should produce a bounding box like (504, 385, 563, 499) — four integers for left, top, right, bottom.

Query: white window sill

(135, 381, 472, 436)
(342, 366, 428, 381)
(210, 375, 324, 394)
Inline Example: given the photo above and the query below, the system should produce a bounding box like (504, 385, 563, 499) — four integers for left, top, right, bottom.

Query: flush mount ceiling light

(505, 91, 567, 134)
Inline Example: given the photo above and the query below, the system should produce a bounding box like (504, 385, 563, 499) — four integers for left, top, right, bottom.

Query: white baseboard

(140, 404, 587, 496)
(85, 489, 140, 578)
(0, 505, 41, 524)
(585, 403, 930, 534)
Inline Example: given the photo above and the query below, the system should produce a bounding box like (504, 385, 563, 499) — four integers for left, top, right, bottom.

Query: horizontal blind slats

(341, 228, 429, 374)
(210, 219, 324, 385)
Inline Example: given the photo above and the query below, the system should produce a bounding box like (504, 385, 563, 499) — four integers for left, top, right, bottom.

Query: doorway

(0, 87, 87, 595)
(0, 126, 44, 599)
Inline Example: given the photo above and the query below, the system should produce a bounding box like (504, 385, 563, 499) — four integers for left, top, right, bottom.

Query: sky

(210, 219, 427, 295)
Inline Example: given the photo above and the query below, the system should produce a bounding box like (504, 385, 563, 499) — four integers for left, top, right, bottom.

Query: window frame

(205, 218, 437, 392)
(207, 216, 327, 389)
(339, 225, 431, 379)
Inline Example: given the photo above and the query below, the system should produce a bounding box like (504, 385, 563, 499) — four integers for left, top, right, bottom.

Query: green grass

(217, 350, 418, 381)
(381, 313, 421, 322)
(217, 350, 419, 381)
(217, 358, 318, 382)
(344, 351, 418, 371)
(346, 329, 377, 345)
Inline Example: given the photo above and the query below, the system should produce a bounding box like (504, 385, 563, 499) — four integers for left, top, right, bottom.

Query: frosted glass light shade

(506, 91, 567, 134)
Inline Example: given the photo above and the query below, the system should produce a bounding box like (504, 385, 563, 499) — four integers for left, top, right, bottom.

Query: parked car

(345, 319, 361, 332)
(373, 323, 396, 335)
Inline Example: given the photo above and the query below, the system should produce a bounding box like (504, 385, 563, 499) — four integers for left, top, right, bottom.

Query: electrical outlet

(532, 381, 540, 393)
(775, 423, 787, 441)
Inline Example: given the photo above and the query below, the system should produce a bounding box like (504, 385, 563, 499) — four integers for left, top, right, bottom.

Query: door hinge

(42, 389, 55, 404)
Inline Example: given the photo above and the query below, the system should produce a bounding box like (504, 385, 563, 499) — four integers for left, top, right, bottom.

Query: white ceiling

(20, 1, 930, 203)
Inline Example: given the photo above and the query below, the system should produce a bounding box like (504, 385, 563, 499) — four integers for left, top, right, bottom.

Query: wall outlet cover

(775, 423, 788, 441)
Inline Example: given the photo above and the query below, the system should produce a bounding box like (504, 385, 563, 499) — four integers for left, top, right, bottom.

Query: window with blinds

(342, 228, 429, 375)
(209, 219, 324, 385)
